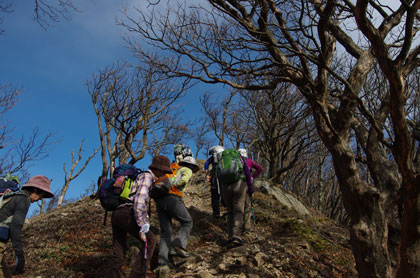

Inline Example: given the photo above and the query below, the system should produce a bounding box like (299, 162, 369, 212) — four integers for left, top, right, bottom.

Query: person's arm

(204, 157, 212, 171)
(9, 195, 30, 274)
(133, 172, 153, 228)
(175, 167, 193, 191)
(241, 158, 253, 195)
(250, 160, 263, 179)
(204, 157, 213, 182)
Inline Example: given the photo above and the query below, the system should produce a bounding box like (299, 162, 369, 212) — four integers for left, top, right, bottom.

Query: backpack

(182, 145, 193, 158)
(97, 164, 141, 212)
(149, 176, 172, 200)
(0, 174, 20, 194)
(174, 144, 183, 156)
(216, 149, 244, 184)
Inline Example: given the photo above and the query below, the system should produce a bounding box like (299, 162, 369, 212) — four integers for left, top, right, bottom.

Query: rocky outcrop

(254, 180, 310, 216)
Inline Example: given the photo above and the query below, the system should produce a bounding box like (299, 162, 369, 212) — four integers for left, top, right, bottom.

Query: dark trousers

(210, 175, 224, 216)
(156, 195, 193, 265)
(106, 206, 157, 278)
(222, 180, 247, 240)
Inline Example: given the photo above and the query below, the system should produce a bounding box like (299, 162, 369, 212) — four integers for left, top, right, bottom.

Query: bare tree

(57, 139, 99, 208)
(119, 1, 420, 276)
(236, 85, 316, 183)
(191, 117, 212, 160)
(0, 0, 78, 31)
(87, 60, 192, 182)
(200, 91, 236, 147)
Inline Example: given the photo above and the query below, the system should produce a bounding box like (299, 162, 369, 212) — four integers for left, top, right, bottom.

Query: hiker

(219, 150, 253, 246)
(204, 146, 225, 218)
(173, 144, 184, 164)
(173, 144, 193, 164)
(105, 156, 172, 278)
(0, 175, 54, 276)
(238, 148, 263, 235)
(156, 156, 199, 268)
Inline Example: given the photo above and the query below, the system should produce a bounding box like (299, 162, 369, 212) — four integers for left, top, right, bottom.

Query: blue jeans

(155, 194, 193, 265)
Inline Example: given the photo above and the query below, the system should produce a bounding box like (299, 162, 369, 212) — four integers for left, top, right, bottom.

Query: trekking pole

(250, 196, 258, 240)
(142, 236, 148, 278)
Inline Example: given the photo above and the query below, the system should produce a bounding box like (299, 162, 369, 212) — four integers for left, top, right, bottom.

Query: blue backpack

(98, 164, 141, 212)
(0, 174, 20, 194)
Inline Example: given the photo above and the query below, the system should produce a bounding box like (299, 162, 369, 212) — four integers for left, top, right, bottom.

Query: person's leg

(156, 198, 173, 266)
(242, 192, 252, 233)
(231, 180, 247, 241)
(210, 176, 221, 217)
(169, 196, 193, 251)
(222, 183, 234, 240)
(106, 209, 129, 278)
(128, 230, 157, 278)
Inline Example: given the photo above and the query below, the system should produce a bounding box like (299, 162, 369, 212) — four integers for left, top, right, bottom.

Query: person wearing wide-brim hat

(0, 175, 54, 276)
(178, 156, 200, 174)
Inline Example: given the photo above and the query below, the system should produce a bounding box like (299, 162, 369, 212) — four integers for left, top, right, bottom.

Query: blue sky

(0, 0, 214, 212)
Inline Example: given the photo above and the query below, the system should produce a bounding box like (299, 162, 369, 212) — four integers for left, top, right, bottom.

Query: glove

(140, 223, 150, 234)
(13, 255, 25, 275)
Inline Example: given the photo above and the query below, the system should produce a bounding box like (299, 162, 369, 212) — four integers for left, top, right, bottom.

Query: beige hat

(179, 156, 200, 173)
(22, 175, 54, 198)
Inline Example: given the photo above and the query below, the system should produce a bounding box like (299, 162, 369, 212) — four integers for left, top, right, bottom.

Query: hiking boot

(168, 248, 177, 256)
(230, 237, 243, 246)
(174, 246, 191, 258)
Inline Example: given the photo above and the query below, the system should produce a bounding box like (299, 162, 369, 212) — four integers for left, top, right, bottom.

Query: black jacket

(0, 190, 31, 257)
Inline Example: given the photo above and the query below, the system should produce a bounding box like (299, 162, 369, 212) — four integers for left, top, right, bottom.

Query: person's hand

(140, 223, 150, 234)
(206, 175, 211, 182)
(139, 232, 147, 242)
(12, 255, 25, 275)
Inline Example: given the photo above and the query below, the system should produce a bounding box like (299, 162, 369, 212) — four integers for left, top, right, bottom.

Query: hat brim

(179, 162, 200, 173)
(22, 184, 55, 198)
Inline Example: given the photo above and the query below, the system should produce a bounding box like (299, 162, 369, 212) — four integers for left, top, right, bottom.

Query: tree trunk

(310, 99, 394, 277)
(57, 181, 70, 208)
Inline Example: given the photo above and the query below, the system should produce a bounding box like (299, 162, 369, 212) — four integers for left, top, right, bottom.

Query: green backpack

(216, 149, 244, 184)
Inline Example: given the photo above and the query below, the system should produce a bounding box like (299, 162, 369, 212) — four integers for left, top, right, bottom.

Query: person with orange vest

(155, 156, 199, 268)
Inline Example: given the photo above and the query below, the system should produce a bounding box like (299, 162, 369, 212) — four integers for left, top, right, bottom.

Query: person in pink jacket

(238, 148, 263, 235)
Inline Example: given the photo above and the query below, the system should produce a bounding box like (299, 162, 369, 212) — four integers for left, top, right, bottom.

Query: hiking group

(0, 143, 262, 278)
(100, 143, 262, 278)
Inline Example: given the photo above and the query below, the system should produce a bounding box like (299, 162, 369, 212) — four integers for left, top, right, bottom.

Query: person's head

(238, 148, 248, 158)
(21, 175, 55, 203)
(179, 156, 200, 173)
(149, 155, 173, 178)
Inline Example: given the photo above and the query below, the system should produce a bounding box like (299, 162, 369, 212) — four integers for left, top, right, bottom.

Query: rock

(208, 268, 218, 275)
(228, 245, 247, 257)
(253, 252, 268, 267)
(155, 265, 171, 278)
(218, 263, 227, 271)
(234, 256, 247, 266)
(197, 270, 215, 278)
(254, 180, 309, 216)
